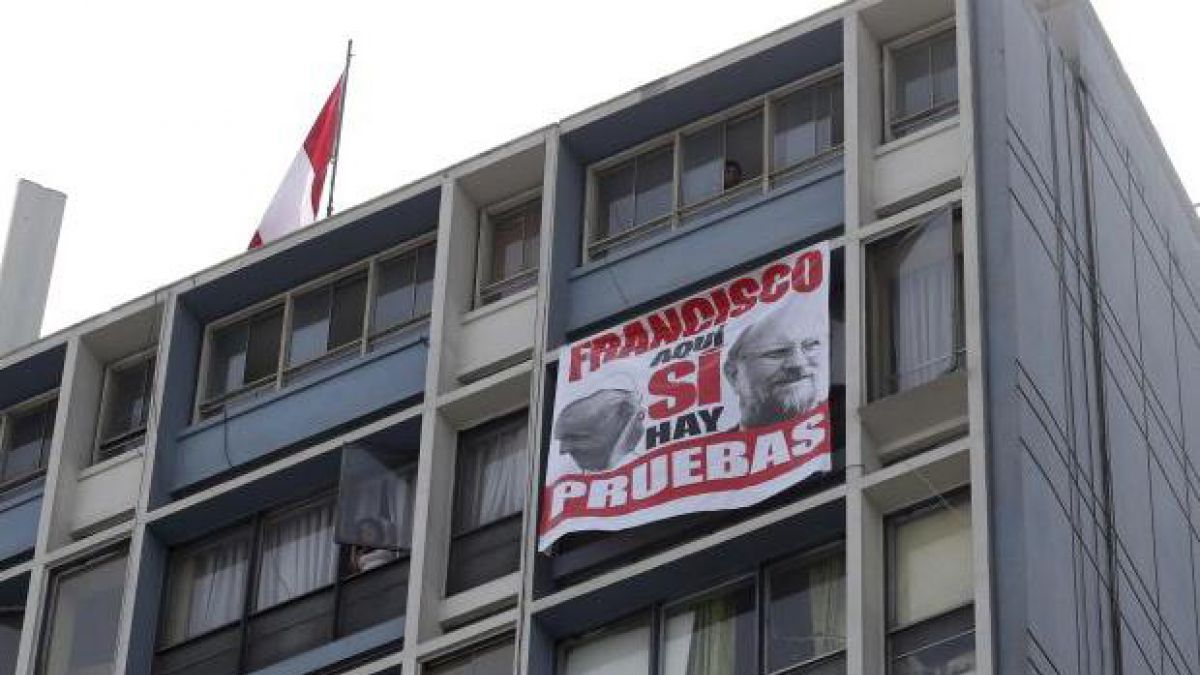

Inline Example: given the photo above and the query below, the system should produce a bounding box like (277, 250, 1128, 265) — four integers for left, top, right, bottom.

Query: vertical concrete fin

(0, 179, 66, 353)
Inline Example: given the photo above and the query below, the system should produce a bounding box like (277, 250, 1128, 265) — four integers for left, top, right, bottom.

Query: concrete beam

(0, 179, 66, 354)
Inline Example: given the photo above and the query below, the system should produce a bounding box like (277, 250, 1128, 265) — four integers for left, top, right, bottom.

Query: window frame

(583, 65, 844, 262)
(155, 489, 412, 672)
(194, 231, 437, 422)
(864, 204, 966, 401)
(37, 544, 129, 675)
(93, 346, 157, 465)
(445, 409, 530, 596)
(0, 390, 59, 492)
(554, 541, 846, 675)
(884, 490, 975, 674)
(882, 18, 959, 142)
(475, 187, 543, 308)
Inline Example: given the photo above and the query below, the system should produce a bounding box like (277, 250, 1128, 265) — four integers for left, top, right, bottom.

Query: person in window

(724, 305, 826, 430)
(350, 518, 398, 573)
(553, 389, 645, 472)
(723, 160, 745, 190)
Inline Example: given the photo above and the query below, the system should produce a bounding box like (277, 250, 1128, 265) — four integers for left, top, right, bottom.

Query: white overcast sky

(0, 0, 1196, 335)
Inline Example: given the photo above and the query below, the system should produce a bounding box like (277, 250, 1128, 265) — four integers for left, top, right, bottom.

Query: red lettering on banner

(648, 309, 684, 349)
(760, 263, 791, 303)
(728, 277, 760, 317)
(618, 321, 650, 359)
(648, 361, 696, 419)
(540, 403, 832, 530)
(792, 249, 824, 293)
(697, 350, 722, 406)
(681, 297, 716, 336)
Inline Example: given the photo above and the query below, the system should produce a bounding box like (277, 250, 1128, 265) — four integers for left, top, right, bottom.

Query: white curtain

(564, 620, 652, 675)
(456, 419, 528, 532)
(807, 555, 847, 657)
(255, 500, 338, 610)
(165, 535, 250, 644)
(338, 445, 416, 551)
(890, 210, 956, 391)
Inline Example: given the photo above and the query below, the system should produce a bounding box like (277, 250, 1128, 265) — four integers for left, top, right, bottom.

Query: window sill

(440, 571, 520, 629)
(79, 446, 144, 481)
(860, 369, 968, 463)
(572, 155, 843, 280)
(0, 475, 43, 511)
(877, 116, 959, 158)
(463, 285, 537, 324)
(180, 328, 429, 441)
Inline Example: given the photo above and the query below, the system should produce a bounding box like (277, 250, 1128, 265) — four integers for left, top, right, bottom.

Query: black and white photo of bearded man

(723, 302, 827, 430)
(553, 388, 645, 472)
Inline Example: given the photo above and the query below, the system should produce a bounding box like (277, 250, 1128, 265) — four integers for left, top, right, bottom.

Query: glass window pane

(815, 88, 834, 153)
(4, 401, 53, 482)
(414, 243, 436, 319)
(454, 413, 528, 533)
(893, 40, 932, 120)
(162, 529, 252, 645)
(868, 210, 959, 397)
(682, 125, 722, 206)
(255, 499, 338, 611)
(634, 148, 673, 226)
(725, 112, 762, 187)
(244, 309, 283, 384)
(336, 442, 417, 554)
(891, 605, 974, 675)
(206, 323, 247, 399)
(774, 88, 816, 171)
(328, 274, 367, 350)
(374, 253, 417, 333)
(893, 502, 973, 626)
(288, 287, 331, 367)
(525, 203, 541, 270)
(766, 551, 846, 671)
(491, 211, 528, 282)
(41, 552, 127, 675)
(662, 584, 756, 675)
(596, 162, 635, 240)
(931, 31, 958, 107)
(100, 357, 153, 443)
(428, 640, 515, 675)
(830, 81, 845, 148)
(563, 618, 652, 675)
(0, 610, 20, 675)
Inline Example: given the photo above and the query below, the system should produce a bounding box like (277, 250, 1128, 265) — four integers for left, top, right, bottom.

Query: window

(561, 618, 652, 675)
(478, 194, 541, 306)
(197, 236, 436, 420)
(0, 394, 57, 489)
(887, 494, 974, 675)
(95, 350, 156, 463)
(155, 482, 414, 675)
(772, 77, 843, 176)
(1, 607, 21, 675)
(557, 547, 845, 675)
(887, 25, 958, 139)
(446, 411, 528, 595)
(866, 208, 964, 400)
(427, 638, 515, 675)
(38, 548, 128, 675)
(587, 71, 843, 260)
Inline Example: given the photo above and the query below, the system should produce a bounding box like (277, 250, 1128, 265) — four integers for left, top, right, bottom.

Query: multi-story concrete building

(1, 0, 1198, 672)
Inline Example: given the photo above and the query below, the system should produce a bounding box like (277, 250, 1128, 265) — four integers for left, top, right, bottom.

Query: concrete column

(0, 180, 66, 354)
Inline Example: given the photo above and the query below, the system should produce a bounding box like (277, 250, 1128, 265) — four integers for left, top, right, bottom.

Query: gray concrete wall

(0, 180, 65, 355)
(975, 0, 1200, 672)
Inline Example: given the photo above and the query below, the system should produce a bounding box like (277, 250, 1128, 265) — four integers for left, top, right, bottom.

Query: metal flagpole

(326, 39, 353, 218)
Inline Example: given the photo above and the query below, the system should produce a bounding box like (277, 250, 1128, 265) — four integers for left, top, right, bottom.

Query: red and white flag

(249, 75, 345, 249)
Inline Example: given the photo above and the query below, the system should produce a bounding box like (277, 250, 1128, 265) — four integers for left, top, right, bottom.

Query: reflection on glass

(662, 584, 755, 675)
(766, 552, 846, 672)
